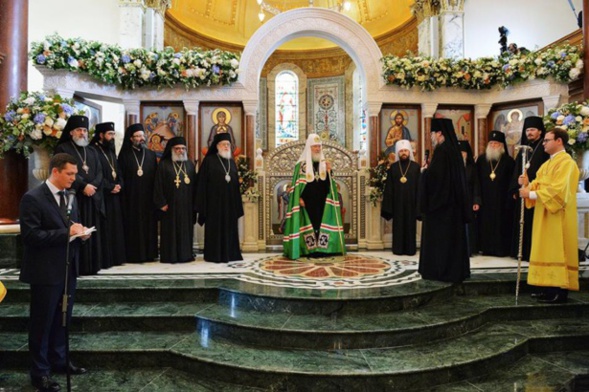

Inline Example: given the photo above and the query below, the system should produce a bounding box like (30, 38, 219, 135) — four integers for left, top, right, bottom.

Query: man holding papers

(19, 153, 91, 392)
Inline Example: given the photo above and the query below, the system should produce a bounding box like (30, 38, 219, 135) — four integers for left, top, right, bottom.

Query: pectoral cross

(174, 175, 181, 188)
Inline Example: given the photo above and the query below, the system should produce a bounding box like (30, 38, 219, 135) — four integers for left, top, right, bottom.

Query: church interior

(2, 0, 589, 390)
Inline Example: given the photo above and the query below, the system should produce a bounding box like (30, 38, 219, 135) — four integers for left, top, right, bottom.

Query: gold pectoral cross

(174, 175, 181, 188)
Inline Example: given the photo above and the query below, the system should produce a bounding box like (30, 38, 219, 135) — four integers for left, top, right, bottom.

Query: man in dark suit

(19, 153, 90, 392)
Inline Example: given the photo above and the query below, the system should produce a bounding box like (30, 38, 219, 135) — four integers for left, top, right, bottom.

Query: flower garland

(30, 34, 240, 90)
(236, 155, 260, 200)
(382, 44, 583, 91)
(0, 92, 83, 158)
(544, 101, 589, 152)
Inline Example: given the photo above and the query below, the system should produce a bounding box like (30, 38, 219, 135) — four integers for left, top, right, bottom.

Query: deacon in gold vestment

(519, 128, 579, 303)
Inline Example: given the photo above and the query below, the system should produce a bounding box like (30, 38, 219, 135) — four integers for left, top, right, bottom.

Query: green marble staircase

(1, 276, 589, 391)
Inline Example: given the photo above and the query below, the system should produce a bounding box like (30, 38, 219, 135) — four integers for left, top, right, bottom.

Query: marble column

(243, 101, 258, 163)
(418, 17, 438, 57)
(123, 99, 141, 129)
(475, 104, 491, 157)
(0, 0, 29, 222)
(438, 10, 464, 59)
(421, 103, 438, 163)
(119, 0, 145, 49)
(144, 0, 168, 51)
(183, 99, 199, 163)
(438, 0, 465, 59)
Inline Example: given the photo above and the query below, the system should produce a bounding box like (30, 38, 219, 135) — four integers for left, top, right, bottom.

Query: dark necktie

(58, 190, 67, 217)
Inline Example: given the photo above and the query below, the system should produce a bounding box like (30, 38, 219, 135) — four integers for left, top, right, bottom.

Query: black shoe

(537, 293, 568, 304)
(51, 362, 87, 375)
(530, 292, 546, 299)
(31, 375, 61, 391)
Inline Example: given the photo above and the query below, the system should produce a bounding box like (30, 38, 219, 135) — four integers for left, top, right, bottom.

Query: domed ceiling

(167, 0, 414, 50)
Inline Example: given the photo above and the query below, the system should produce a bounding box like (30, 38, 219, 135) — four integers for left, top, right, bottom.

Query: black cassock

(508, 139, 549, 260)
(196, 155, 243, 263)
(118, 147, 159, 263)
(301, 162, 330, 235)
(55, 142, 104, 275)
(418, 142, 470, 283)
(464, 160, 481, 256)
(381, 159, 421, 255)
(154, 159, 197, 264)
(91, 142, 125, 268)
(475, 153, 515, 257)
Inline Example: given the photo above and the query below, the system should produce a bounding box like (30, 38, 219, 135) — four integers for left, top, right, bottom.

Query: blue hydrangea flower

(577, 132, 588, 143)
(560, 52, 567, 58)
(33, 113, 46, 124)
(36, 54, 46, 64)
(67, 56, 78, 67)
(212, 65, 220, 75)
(550, 111, 560, 119)
(547, 61, 555, 68)
(121, 55, 131, 64)
(563, 114, 576, 125)
(61, 104, 74, 116)
(502, 64, 510, 71)
(4, 111, 16, 122)
(174, 53, 182, 58)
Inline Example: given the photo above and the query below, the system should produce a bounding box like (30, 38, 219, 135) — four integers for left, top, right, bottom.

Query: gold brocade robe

(525, 151, 579, 290)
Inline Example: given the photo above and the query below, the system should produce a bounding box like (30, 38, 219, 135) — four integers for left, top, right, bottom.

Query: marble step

(2, 318, 589, 391)
(1, 350, 588, 391)
(196, 291, 589, 349)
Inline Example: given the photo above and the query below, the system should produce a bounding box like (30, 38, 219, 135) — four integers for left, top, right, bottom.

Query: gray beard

(218, 150, 231, 160)
(132, 141, 145, 149)
(73, 137, 89, 147)
(172, 152, 187, 162)
(311, 152, 322, 162)
(486, 145, 504, 162)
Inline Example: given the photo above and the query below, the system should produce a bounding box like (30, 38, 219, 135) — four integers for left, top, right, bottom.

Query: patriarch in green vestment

(283, 134, 345, 259)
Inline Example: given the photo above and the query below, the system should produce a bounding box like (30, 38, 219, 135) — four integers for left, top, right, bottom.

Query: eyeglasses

(542, 138, 555, 144)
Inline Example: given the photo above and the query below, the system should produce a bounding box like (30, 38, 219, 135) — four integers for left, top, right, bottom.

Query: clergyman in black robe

(90, 122, 125, 268)
(475, 130, 515, 257)
(154, 137, 197, 264)
(418, 118, 470, 283)
(458, 140, 481, 256)
(118, 123, 159, 263)
(381, 139, 421, 255)
(196, 133, 243, 263)
(54, 115, 104, 275)
(508, 116, 549, 261)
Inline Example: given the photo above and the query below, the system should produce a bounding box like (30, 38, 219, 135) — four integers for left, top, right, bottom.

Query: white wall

(464, 0, 582, 58)
(27, 0, 125, 152)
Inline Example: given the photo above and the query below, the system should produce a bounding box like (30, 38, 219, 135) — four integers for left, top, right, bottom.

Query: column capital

(119, 0, 145, 8)
(123, 99, 141, 115)
(439, 0, 465, 12)
(474, 104, 492, 119)
(411, 0, 440, 23)
(183, 99, 199, 116)
(421, 103, 438, 118)
(242, 100, 258, 116)
(365, 101, 383, 118)
(542, 94, 563, 112)
(144, 0, 171, 16)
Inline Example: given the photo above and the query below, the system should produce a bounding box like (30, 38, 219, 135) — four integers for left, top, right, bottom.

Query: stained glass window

(275, 71, 298, 147)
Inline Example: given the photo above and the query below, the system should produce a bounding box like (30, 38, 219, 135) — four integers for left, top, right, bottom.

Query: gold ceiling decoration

(167, 0, 414, 51)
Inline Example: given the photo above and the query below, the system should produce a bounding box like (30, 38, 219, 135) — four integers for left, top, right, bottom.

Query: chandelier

(256, 0, 352, 22)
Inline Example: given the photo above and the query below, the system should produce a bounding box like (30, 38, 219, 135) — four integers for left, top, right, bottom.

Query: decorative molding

(411, 0, 440, 23)
(119, 0, 145, 9)
(542, 94, 563, 112)
(439, 0, 465, 12)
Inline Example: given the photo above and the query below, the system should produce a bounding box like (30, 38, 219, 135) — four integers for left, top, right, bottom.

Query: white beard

(430, 133, 438, 148)
(73, 136, 89, 147)
(218, 150, 231, 160)
(486, 145, 504, 161)
(172, 152, 187, 162)
(311, 152, 322, 162)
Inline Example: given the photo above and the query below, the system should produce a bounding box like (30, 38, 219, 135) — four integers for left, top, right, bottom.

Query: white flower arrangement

(30, 34, 240, 90)
(545, 101, 589, 152)
(382, 44, 582, 91)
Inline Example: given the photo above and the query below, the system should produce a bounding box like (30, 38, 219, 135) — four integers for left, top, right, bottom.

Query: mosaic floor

(3, 251, 587, 290)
